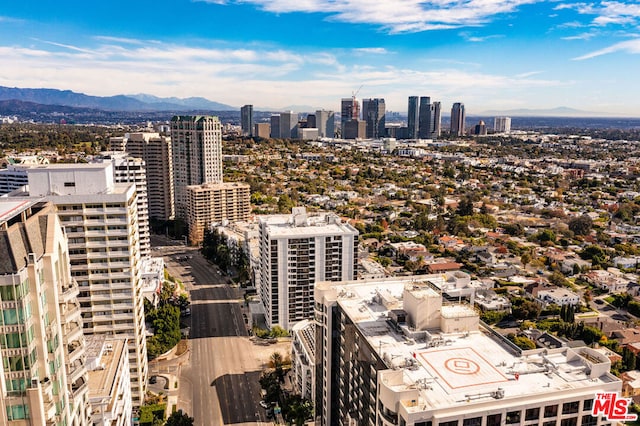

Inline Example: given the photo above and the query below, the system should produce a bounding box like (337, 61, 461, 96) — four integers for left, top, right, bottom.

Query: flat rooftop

(331, 277, 619, 412)
(87, 336, 126, 400)
(260, 213, 356, 238)
(0, 199, 38, 224)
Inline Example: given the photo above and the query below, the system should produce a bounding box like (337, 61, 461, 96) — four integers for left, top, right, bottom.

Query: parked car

(259, 400, 270, 409)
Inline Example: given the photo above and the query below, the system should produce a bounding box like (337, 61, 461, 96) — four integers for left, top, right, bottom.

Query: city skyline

(1, 1, 640, 115)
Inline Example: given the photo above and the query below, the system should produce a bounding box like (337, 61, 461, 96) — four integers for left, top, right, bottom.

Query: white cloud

(0, 38, 570, 112)
(573, 38, 640, 59)
(352, 47, 389, 54)
(555, 1, 640, 27)
(196, 0, 542, 33)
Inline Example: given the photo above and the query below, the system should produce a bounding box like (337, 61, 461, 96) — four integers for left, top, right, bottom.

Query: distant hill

(0, 86, 236, 112)
(0, 99, 101, 115)
(478, 106, 617, 118)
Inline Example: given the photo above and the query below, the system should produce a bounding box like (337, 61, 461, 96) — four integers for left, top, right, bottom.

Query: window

(544, 405, 558, 418)
(560, 418, 577, 426)
(486, 414, 502, 426)
(438, 422, 458, 426)
(542, 422, 556, 426)
(463, 418, 482, 426)
(563, 401, 579, 415)
(525, 408, 540, 421)
(506, 411, 521, 424)
(583, 399, 594, 412)
(64, 182, 76, 187)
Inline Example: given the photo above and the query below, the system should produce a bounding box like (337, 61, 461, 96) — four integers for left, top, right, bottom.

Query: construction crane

(352, 84, 363, 100)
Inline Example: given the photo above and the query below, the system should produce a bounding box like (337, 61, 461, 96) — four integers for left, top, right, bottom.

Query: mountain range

(0, 86, 236, 112)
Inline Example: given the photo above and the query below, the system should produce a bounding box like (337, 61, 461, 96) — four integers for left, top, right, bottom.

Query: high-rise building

(407, 96, 419, 139)
(451, 102, 466, 136)
(120, 132, 175, 222)
(418, 96, 431, 139)
(430, 101, 442, 139)
(0, 164, 29, 195)
(270, 115, 281, 138)
(340, 98, 360, 132)
(306, 114, 316, 129)
(280, 111, 298, 139)
(315, 110, 335, 138)
(258, 207, 358, 330)
(494, 116, 512, 133)
(254, 123, 271, 138)
(314, 275, 623, 426)
(474, 120, 488, 136)
(185, 182, 251, 245)
(342, 120, 366, 140)
(0, 199, 91, 426)
(240, 105, 254, 137)
(24, 163, 148, 407)
(170, 116, 223, 218)
(362, 98, 386, 139)
(98, 153, 151, 258)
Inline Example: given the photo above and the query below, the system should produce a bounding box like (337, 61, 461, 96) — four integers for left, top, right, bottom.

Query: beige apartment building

(0, 199, 91, 426)
(22, 163, 148, 408)
(185, 181, 250, 245)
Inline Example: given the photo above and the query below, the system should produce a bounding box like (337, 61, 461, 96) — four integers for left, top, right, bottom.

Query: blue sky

(1, 1, 640, 115)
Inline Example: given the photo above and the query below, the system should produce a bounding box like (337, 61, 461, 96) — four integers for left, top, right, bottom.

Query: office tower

(0, 199, 91, 426)
(430, 101, 442, 138)
(99, 153, 151, 258)
(314, 276, 622, 426)
(258, 207, 358, 330)
(306, 114, 316, 129)
(270, 115, 281, 138)
(170, 115, 223, 218)
(87, 337, 132, 425)
(280, 111, 298, 139)
(240, 104, 254, 137)
(342, 120, 366, 139)
(451, 102, 466, 136)
(494, 116, 512, 133)
(24, 163, 148, 407)
(474, 120, 488, 136)
(185, 182, 251, 245)
(418, 96, 432, 139)
(340, 97, 360, 131)
(254, 123, 271, 138)
(121, 132, 175, 222)
(315, 110, 335, 138)
(407, 96, 419, 139)
(362, 98, 386, 139)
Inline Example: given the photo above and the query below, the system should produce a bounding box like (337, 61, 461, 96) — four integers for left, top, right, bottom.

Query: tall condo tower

(0, 200, 92, 426)
(407, 96, 419, 139)
(450, 102, 466, 136)
(121, 132, 175, 222)
(494, 116, 512, 133)
(240, 105, 254, 137)
(418, 96, 432, 139)
(362, 98, 386, 139)
(258, 208, 358, 330)
(170, 116, 223, 218)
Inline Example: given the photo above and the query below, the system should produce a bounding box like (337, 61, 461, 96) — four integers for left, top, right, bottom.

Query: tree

(568, 214, 593, 236)
(165, 410, 194, 426)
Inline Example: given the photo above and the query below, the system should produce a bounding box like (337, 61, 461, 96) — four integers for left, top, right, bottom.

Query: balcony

(60, 281, 79, 303)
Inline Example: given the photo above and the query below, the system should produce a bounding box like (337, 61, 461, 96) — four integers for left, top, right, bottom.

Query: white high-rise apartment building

(0, 200, 91, 426)
(258, 207, 358, 329)
(494, 116, 512, 133)
(170, 116, 223, 217)
(116, 132, 175, 222)
(23, 163, 148, 407)
(0, 164, 29, 195)
(96, 153, 151, 258)
(314, 276, 622, 426)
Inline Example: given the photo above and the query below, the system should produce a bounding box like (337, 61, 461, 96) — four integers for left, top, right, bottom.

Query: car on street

(259, 400, 270, 409)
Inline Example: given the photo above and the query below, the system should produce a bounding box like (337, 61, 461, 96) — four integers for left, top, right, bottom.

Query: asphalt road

(152, 236, 269, 425)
